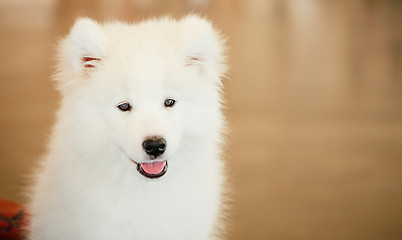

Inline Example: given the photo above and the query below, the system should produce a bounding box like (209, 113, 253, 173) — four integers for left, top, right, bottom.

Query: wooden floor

(0, 0, 401, 239)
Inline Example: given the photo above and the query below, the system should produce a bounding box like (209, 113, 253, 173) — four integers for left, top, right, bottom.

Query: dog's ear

(59, 17, 105, 74)
(180, 15, 227, 79)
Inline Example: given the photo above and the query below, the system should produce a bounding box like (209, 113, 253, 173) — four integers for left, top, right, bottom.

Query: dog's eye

(117, 102, 132, 112)
(164, 98, 176, 108)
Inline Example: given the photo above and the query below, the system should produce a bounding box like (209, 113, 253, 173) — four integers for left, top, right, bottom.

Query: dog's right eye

(117, 102, 132, 112)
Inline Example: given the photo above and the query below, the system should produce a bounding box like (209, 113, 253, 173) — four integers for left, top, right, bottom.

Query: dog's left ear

(60, 17, 106, 74)
(180, 15, 227, 79)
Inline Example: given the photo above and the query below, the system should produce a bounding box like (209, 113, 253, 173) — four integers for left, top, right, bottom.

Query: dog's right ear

(58, 17, 105, 74)
(179, 15, 227, 83)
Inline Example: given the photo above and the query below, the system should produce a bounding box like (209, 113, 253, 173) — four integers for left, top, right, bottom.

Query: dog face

(54, 16, 226, 179)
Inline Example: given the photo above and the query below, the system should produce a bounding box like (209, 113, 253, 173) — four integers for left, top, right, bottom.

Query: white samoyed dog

(27, 15, 228, 240)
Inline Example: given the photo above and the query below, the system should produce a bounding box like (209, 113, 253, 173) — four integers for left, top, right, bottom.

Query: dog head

(54, 16, 227, 179)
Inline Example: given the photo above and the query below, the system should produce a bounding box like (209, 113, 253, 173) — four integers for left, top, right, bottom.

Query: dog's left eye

(164, 98, 176, 108)
(117, 102, 132, 112)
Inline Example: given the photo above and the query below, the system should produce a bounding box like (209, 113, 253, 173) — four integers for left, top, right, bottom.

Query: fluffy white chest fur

(27, 15, 227, 240)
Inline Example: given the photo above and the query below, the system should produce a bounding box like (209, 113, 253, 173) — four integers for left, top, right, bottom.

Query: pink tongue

(140, 161, 166, 175)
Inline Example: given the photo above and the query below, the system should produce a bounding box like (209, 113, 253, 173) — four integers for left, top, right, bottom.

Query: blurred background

(0, 0, 401, 239)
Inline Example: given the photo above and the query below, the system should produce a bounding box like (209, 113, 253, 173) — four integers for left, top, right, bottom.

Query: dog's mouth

(135, 160, 168, 179)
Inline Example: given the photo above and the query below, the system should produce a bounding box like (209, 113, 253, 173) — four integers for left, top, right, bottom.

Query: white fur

(27, 15, 227, 240)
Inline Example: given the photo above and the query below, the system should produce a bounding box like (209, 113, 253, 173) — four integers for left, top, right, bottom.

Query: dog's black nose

(142, 137, 166, 158)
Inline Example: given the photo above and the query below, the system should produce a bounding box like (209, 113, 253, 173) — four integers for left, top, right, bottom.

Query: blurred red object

(0, 198, 27, 240)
